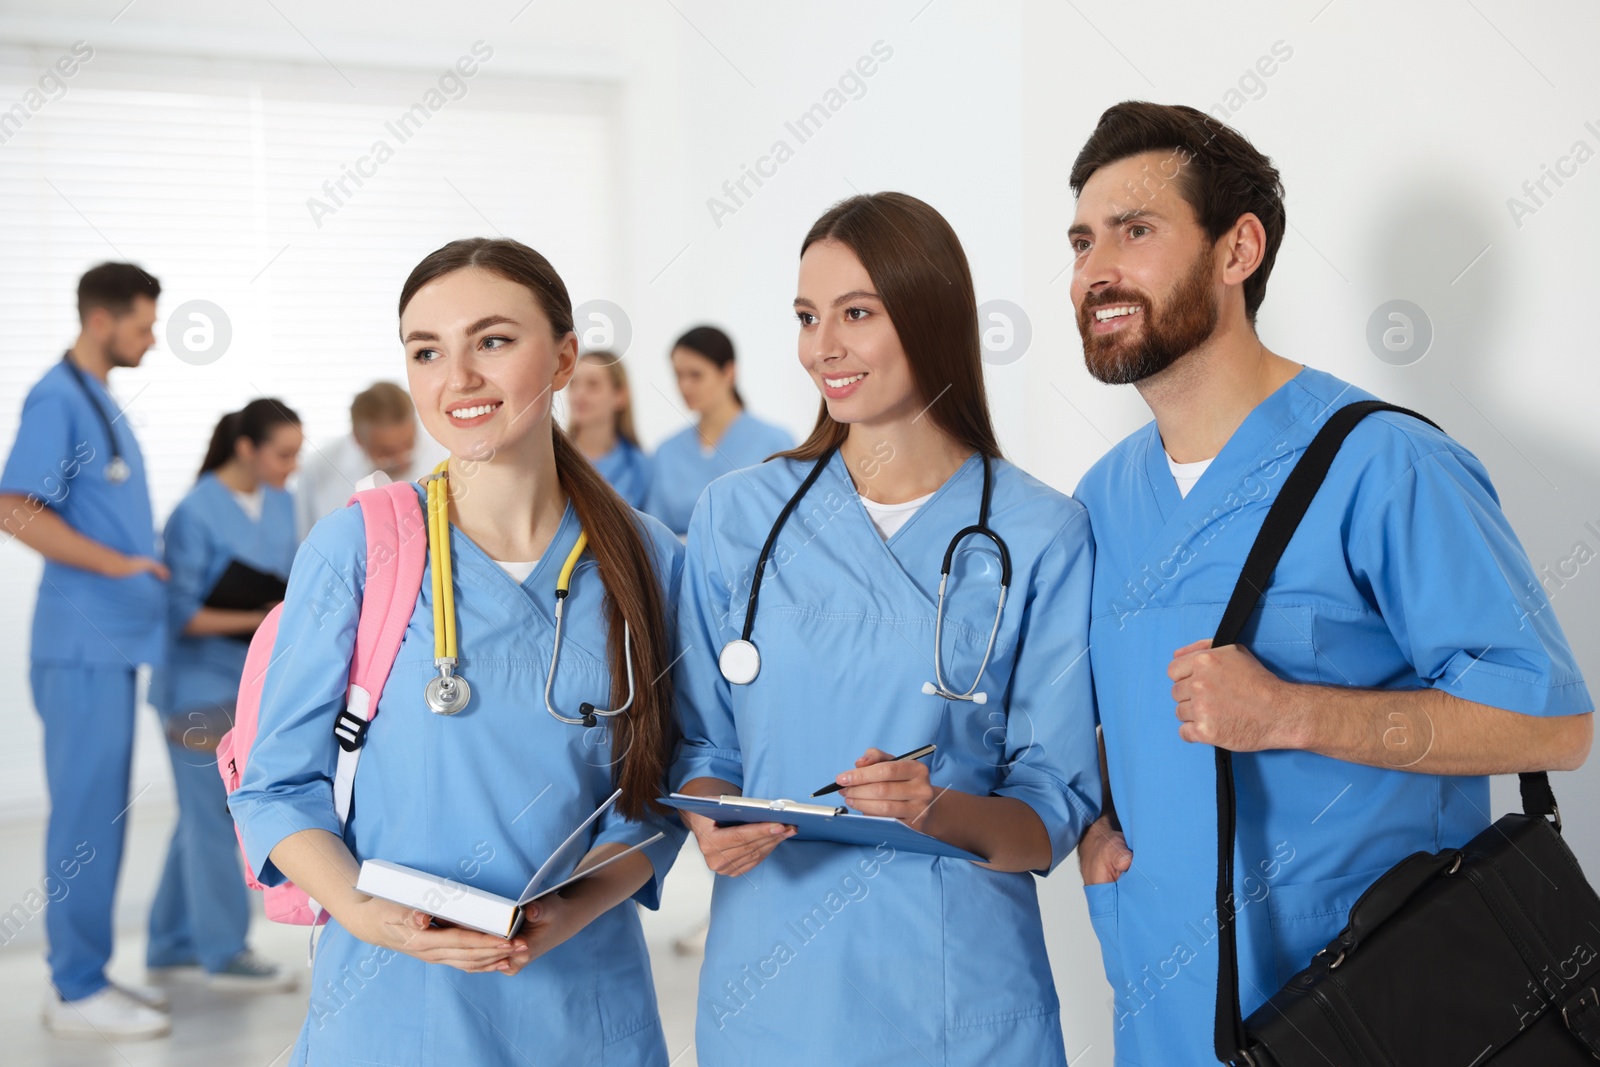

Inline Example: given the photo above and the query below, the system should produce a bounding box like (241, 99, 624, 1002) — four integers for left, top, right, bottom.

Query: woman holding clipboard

(147, 400, 302, 991)
(230, 239, 687, 1066)
(671, 193, 1102, 1065)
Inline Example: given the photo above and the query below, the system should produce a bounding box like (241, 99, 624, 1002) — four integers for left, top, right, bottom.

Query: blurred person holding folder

(670, 193, 1102, 1064)
(146, 399, 303, 993)
(229, 238, 687, 1066)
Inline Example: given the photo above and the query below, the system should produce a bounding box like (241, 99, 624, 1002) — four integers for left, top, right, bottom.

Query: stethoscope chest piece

(424, 668, 471, 715)
(719, 639, 761, 686)
(104, 456, 131, 485)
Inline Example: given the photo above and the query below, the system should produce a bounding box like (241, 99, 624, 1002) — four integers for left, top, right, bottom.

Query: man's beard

(1079, 249, 1219, 386)
(106, 341, 144, 369)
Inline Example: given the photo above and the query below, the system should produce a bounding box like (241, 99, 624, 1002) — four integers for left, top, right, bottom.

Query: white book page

(524, 832, 665, 902)
(514, 788, 621, 905)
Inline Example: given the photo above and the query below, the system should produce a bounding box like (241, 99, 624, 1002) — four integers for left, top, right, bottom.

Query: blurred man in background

(0, 262, 173, 1039)
(294, 381, 443, 536)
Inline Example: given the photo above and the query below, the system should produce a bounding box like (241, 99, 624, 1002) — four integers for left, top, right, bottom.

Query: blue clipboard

(660, 793, 985, 862)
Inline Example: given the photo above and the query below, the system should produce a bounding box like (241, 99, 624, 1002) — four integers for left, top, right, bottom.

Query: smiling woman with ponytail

(230, 237, 688, 1066)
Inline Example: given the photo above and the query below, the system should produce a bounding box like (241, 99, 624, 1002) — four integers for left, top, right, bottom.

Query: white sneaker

(42, 986, 172, 1040)
(113, 980, 171, 1010)
(146, 961, 203, 983)
(672, 918, 709, 957)
(208, 949, 299, 993)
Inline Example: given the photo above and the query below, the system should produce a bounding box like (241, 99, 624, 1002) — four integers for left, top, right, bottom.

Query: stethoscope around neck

(61, 352, 132, 485)
(716, 445, 1012, 704)
(422, 461, 634, 726)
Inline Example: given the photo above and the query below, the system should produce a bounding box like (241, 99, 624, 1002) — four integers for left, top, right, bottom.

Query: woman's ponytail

(553, 426, 674, 819)
(198, 399, 302, 479)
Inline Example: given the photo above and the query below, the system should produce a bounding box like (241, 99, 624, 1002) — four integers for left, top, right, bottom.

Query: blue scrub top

(671, 451, 1101, 1065)
(644, 410, 791, 535)
(148, 474, 298, 717)
(1074, 367, 1593, 1065)
(0, 358, 164, 667)
(230, 487, 688, 1066)
(592, 437, 651, 511)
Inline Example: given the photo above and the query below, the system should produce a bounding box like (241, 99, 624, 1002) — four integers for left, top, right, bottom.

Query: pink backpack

(217, 479, 427, 925)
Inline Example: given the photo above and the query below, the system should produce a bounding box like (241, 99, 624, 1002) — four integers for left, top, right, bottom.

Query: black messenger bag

(1210, 401, 1600, 1066)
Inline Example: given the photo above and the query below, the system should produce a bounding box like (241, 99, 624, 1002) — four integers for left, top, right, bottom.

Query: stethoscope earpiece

(545, 534, 635, 726)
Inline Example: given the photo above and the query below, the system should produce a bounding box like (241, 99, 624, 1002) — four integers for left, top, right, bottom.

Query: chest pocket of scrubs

(935, 538, 1019, 684)
(1235, 603, 1317, 682)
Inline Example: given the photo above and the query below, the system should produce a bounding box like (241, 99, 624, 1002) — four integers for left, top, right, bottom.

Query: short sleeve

(228, 510, 365, 885)
(991, 506, 1103, 874)
(1, 387, 78, 504)
(669, 488, 746, 790)
(162, 504, 213, 636)
(1349, 447, 1592, 717)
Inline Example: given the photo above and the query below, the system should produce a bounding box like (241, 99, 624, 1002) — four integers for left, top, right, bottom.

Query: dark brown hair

(1068, 101, 1286, 324)
(781, 191, 1001, 462)
(77, 262, 160, 324)
(199, 398, 300, 478)
(567, 351, 639, 448)
(398, 238, 673, 820)
(672, 325, 744, 408)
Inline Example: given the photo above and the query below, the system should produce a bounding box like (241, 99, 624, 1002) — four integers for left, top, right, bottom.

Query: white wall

(1, 2, 1597, 1063)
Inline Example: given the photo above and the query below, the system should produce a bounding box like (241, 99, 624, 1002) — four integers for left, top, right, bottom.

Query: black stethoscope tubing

(61, 352, 129, 484)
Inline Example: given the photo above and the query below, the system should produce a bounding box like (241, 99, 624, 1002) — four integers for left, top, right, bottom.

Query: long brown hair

(398, 238, 673, 820)
(779, 192, 1001, 462)
(566, 351, 639, 448)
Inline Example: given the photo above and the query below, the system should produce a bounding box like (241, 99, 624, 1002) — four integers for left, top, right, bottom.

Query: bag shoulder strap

(329, 480, 428, 827)
(1210, 400, 1556, 1063)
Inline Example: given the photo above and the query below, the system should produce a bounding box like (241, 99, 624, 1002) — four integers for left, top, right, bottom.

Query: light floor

(0, 797, 709, 1066)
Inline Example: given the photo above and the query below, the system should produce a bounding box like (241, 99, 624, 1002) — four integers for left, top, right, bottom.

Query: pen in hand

(812, 744, 937, 797)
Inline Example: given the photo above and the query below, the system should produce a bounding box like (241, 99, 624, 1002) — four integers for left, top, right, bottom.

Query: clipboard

(204, 559, 288, 644)
(204, 559, 287, 610)
(660, 792, 985, 862)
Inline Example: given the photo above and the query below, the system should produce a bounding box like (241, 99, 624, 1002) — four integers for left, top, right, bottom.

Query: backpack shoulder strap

(329, 480, 428, 826)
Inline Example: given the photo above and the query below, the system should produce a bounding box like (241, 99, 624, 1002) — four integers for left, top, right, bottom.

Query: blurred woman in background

(644, 325, 791, 536)
(146, 399, 303, 992)
(567, 350, 651, 510)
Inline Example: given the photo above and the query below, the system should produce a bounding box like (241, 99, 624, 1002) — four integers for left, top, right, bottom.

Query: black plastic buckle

(333, 709, 369, 752)
(1563, 986, 1600, 1057)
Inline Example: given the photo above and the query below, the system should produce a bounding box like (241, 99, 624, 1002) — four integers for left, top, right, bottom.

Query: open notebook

(355, 789, 662, 939)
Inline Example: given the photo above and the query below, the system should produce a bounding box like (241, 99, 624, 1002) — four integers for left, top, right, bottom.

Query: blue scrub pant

(30, 662, 136, 1003)
(146, 706, 249, 973)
